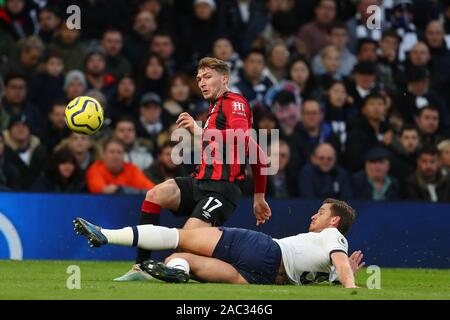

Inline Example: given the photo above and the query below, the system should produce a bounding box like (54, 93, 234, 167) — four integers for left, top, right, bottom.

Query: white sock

(101, 225, 179, 250)
(167, 258, 190, 274)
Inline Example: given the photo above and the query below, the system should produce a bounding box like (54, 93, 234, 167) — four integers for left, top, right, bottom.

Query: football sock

(167, 258, 190, 274)
(136, 200, 161, 264)
(102, 225, 179, 250)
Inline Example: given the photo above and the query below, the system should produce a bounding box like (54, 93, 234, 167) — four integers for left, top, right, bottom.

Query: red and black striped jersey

(194, 91, 252, 182)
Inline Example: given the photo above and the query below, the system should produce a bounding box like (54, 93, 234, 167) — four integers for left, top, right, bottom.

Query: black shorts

(173, 176, 242, 226)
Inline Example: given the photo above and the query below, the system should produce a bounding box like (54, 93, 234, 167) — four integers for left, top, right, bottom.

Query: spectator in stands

(86, 138, 155, 194)
(59, 133, 100, 172)
(389, 0, 418, 62)
(298, 143, 352, 199)
(415, 106, 446, 148)
(377, 30, 401, 92)
(398, 41, 431, 89)
(38, 6, 62, 44)
(48, 23, 86, 72)
(138, 53, 168, 99)
(150, 31, 178, 76)
(163, 73, 197, 124)
(0, 131, 19, 191)
(108, 75, 140, 124)
(212, 37, 242, 86)
(437, 140, 450, 176)
(288, 58, 317, 100)
(389, 124, 420, 182)
(346, 0, 384, 52)
(1, 73, 41, 135)
(0, 36, 45, 79)
(346, 92, 393, 172)
(144, 141, 186, 184)
(123, 10, 157, 72)
(299, 0, 337, 58)
(84, 48, 115, 98)
(39, 101, 71, 152)
(347, 61, 378, 110)
(352, 146, 400, 201)
(112, 117, 154, 171)
(323, 80, 358, 152)
(312, 21, 357, 77)
(295, 99, 341, 165)
(30, 148, 86, 193)
(217, 0, 269, 55)
(101, 29, 133, 80)
(135, 92, 167, 156)
(403, 145, 450, 202)
(232, 49, 274, 109)
(355, 38, 378, 63)
(64, 70, 87, 102)
(0, 0, 39, 40)
(265, 42, 290, 85)
(397, 66, 447, 126)
(28, 52, 65, 116)
(2, 114, 47, 190)
(0, 27, 17, 67)
(316, 45, 344, 90)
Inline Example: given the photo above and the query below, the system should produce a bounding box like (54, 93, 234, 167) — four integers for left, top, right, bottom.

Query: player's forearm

(336, 264, 357, 288)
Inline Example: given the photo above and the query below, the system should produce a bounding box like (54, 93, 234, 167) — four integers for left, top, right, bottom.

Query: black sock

(135, 212, 160, 264)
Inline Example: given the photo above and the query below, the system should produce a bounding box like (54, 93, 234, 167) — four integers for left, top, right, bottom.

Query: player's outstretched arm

(331, 251, 358, 289)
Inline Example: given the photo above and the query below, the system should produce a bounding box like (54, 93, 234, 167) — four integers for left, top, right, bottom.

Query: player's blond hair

(197, 57, 230, 75)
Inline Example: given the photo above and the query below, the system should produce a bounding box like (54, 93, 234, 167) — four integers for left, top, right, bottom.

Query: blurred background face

(410, 43, 430, 66)
(39, 10, 61, 32)
(114, 122, 136, 146)
(10, 123, 30, 143)
(195, 3, 213, 20)
(301, 101, 323, 130)
(329, 28, 348, 49)
(244, 53, 265, 79)
(58, 162, 75, 179)
(358, 43, 377, 62)
(355, 73, 375, 90)
(213, 39, 233, 61)
(5, 78, 26, 104)
(416, 110, 439, 135)
(400, 130, 419, 153)
(60, 25, 80, 44)
(103, 142, 125, 173)
(417, 154, 439, 178)
(159, 146, 176, 170)
(290, 60, 309, 86)
(146, 56, 164, 80)
(425, 21, 445, 48)
(7, 0, 24, 14)
(170, 77, 190, 102)
(140, 104, 161, 123)
(118, 77, 135, 99)
(68, 134, 91, 153)
(134, 10, 156, 36)
(408, 79, 429, 96)
(86, 54, 106, 76)
(380, 36, 399, 61)
(66, 79, 85, 100)
(365, 159, 390, 181)
(270, 44, 290, 69)
(272, 102, 300, 131)
(322, 48, 340, 73)
(362, 98, 386, 121)
(46, 57, 64, 77)
(312, 144, 336, 172)
(315, 0, 336, 25)
(21, 48, 43, 68)
(0, 136, 4, 156)
(151, 36, 175, 60)
(440, 146, 450, 167)
(49, 105, 66, 129)
(328, 82, 347, 107)
(270, 141, 290, 172)
(102, 31, 123, 56)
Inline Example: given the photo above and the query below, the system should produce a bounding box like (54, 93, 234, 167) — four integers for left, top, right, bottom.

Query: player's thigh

(183, 217, 212, 229)
(166, 252, 248, 284)
(178, 227, 223, 257)
(145, 179, 180, 211)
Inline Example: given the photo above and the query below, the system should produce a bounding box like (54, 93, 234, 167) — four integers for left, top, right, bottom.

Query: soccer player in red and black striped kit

(115, 57, 271, 281)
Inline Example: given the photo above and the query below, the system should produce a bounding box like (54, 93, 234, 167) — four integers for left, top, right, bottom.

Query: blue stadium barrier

(0, 193, 449, 268)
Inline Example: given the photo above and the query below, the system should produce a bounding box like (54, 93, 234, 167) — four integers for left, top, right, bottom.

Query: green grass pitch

(0, 260, 449, 300)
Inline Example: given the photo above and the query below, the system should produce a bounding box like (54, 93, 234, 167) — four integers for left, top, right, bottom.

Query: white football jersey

(274, 228, 348, 285)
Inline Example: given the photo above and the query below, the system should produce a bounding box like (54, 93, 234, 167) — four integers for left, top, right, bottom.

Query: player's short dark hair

(4, 72, 27, 85)
(323, 198, 356, 235)
(243, 48, 265, 61)
(399, 123, 419, 137)
(197, 57, 230, 75)
(103, 137, 125, 151)
(329, 21, 347, 34)
(417, 144, 439, 159)
(362, 92, 386, 108)
(417, 105, 440, 117)
(356, 37, 378, 54)
(102, 27, 123, 38)
(113, 116, 136, 129)
(382, 29, 401, 42)
(159, 140, 178, 153)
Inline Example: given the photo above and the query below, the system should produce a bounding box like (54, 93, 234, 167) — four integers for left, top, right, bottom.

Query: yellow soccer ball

(65, 96, 104, 135)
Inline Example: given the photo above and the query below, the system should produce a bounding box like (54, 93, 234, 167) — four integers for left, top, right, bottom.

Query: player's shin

(136, 200, 161, 264)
